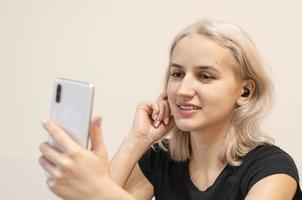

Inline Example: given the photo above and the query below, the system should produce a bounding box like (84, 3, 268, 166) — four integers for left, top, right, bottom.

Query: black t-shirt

(138, 142, 302, 200)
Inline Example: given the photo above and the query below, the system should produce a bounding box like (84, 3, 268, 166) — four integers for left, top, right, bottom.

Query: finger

(157, 115, 175, 133)
(43, 119, 80, 154)
(153, 101, 165, 128)
(157, 101, 166, 121)
(90, 116, 108, 162)
(157, 91, 167, 101)
(165, 115, 175, 131)
(151, 102, 160, 120)
(90, 116, 104, 154)
(40, 142, 67, 167)
(163, 101, 171, 125)
(39, 156, 62, 178)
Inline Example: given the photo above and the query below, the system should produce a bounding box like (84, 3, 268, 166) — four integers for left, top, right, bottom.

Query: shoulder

(239, 144, 301, 197)
(138, 140, 182, 186)
(244, 144, 293, 159)
(137, 139, 174, 183)
(242, 144, 299, 178)
(142, 138, 172, 162)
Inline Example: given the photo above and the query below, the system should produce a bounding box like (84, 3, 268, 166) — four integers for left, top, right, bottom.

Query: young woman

(39, 19, 302, 200)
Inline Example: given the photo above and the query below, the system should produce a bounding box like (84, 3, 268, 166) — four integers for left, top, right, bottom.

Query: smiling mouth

(177, 105, 202, 110)
(176, 105, 201, 118)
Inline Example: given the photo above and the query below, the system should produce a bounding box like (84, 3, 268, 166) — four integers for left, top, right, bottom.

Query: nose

(176, 76, 196, 98)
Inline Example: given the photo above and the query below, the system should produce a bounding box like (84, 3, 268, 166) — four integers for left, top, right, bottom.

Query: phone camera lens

(56, 84, 62, 103)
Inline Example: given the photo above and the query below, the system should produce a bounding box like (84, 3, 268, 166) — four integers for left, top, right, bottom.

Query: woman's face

(167, 34, 243, 132)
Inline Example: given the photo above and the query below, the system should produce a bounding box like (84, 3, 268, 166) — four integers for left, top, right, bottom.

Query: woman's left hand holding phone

(39, 117, 135, 200)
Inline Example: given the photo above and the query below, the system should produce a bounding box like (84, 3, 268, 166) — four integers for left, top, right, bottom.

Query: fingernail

(153, 114, 158, 120)
(42, 119, 48, 125)
(164, 117, 169, 125)
(154, 121, 160, 128)
(95, 117, 101, 126)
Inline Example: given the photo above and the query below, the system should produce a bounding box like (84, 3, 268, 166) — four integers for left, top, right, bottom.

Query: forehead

(170, 34, 237, 72)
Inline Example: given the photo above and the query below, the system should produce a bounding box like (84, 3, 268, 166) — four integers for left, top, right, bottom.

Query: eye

(170, 71, 184, 78)
(199, 73, 214, 81)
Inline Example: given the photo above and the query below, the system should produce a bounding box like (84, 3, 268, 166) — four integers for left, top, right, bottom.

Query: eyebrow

(169, 63, 220, 72)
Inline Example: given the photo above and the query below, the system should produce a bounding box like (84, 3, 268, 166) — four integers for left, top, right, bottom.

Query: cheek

(202, 86, 238, 108)
(166, 81, 176, 99)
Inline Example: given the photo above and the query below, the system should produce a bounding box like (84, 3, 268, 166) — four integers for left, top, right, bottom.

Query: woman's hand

(39, 117, 117, 200)
(130, 91, 175, 146)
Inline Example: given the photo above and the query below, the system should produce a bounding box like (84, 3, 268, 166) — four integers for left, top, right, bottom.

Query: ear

(236, 79, 256, 106)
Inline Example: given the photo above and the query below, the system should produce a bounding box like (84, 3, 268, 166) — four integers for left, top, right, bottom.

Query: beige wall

(0, 0, 301, 199)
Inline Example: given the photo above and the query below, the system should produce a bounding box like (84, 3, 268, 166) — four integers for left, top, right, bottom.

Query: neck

(187, 119, 230, 191)
(189, 121, 229, 172)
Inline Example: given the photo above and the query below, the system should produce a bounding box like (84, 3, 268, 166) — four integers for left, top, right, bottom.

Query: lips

(176, 102, 201, 118)
(176, 102, 202, 110)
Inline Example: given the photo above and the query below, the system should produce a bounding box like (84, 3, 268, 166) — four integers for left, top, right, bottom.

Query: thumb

(90, 116, 106, 156)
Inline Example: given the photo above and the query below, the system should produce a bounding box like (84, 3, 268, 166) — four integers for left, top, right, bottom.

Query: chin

(175, 117, 211, 132)
(174, 119, 197, 132)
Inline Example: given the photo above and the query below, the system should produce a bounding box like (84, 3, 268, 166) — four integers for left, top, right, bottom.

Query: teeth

(178, 105, 201, 110)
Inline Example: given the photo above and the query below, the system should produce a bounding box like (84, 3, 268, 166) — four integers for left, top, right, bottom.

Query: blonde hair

(157, 19, 274, 166)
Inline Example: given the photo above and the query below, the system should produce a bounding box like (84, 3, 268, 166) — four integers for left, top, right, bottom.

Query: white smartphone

(48, 78, 94, 151)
